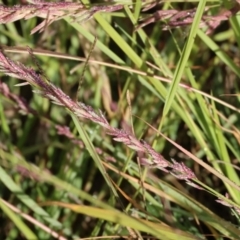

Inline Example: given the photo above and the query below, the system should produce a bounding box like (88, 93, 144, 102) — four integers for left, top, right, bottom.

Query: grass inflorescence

(1, 0, 240, 239)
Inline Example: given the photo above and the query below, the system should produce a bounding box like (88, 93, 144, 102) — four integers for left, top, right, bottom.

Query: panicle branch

(0, 50, 196, 181)
(0, 0, 123, 34)
(0, 81, 36, 114)
(136, 3, 240, 35)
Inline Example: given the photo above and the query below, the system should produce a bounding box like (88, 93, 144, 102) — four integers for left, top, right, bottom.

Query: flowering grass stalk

(136, 2, 240, 34)
(1, 1, 240, 238)
(0, 0, 123, 34)
(0, 49, 196, 182)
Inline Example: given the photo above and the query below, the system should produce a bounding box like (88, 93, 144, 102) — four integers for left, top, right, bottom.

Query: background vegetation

(1, 0, 240, 239)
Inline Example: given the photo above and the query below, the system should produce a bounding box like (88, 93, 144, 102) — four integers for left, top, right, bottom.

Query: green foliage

(1, 0, 240, 239)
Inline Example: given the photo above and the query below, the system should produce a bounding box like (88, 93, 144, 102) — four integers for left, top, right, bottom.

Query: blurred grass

(1, 0, 240, 239)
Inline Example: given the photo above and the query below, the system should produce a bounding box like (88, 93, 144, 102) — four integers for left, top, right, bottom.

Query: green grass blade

(0, 166, 62, 228)
(47, 202, 199, 240)
(71, 114, 119, 199)
(161, 0, 207, 129)
(64, 16, 125, 65)
(0, 199, 37, 240)
(198, 29, 240, 77)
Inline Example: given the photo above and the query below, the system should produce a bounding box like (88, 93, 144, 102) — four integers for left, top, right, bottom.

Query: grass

(1, 0, 240, 239)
